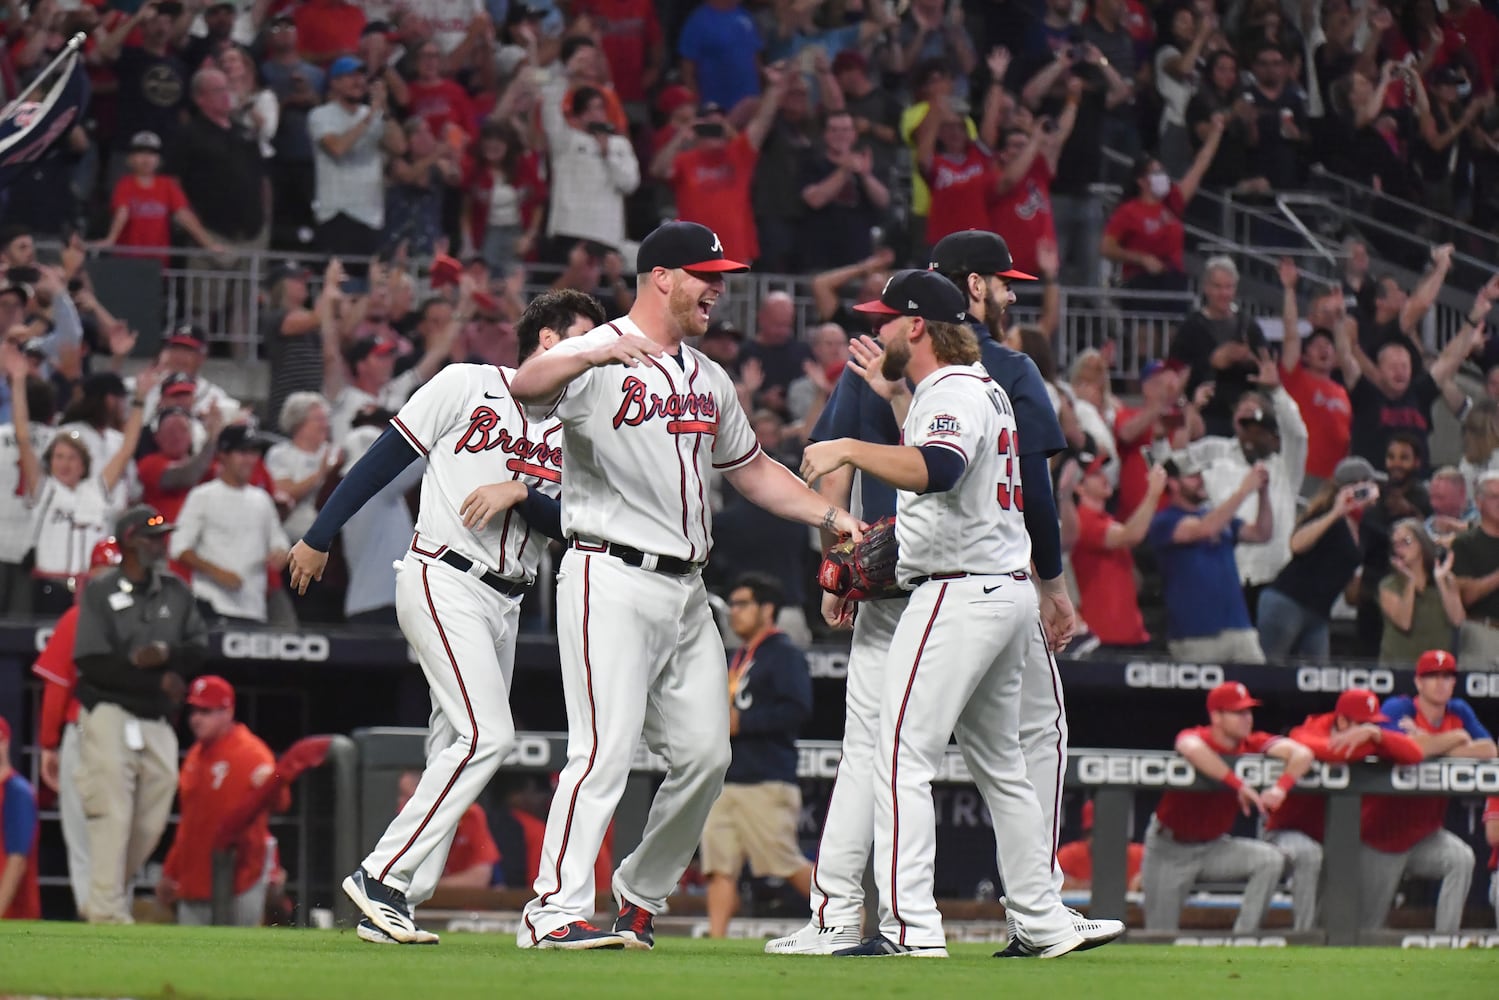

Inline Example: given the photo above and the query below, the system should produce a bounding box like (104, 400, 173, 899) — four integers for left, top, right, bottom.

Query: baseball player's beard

(985, 293, 1008, 336)
(668, 281, 712, 338)
(880, 336, 911, 382)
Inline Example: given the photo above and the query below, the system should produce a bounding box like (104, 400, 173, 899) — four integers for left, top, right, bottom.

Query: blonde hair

(1461, 400, 1499, 466)
(925, 320, 980, 366)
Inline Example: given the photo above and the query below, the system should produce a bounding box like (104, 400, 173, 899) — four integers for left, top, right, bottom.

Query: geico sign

(1077, 754, 1197, 787)
(1400, 934, 1499, 949)
(1235, 758, 1351, 790)
(795, 746, 972, 783)
(1124, 662, 1223, 690)
(1390, 760, 1499, 793)
(1296, 667, 1395, 694)
(806, 650, 849, 680)
(499, 736, 553, 769)
(1465, 673, 1499, 699)
(221, 632, 330, 662)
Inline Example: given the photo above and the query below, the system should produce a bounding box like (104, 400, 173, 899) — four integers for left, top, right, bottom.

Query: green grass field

(0, 923, 1496, 1000)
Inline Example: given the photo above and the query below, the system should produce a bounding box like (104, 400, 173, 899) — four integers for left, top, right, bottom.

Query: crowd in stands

(0, 0, 1498, 661)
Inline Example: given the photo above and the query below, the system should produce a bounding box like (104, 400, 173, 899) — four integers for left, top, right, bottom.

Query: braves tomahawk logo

(453, 406, 562, 482)
(611, 376, 719, 435)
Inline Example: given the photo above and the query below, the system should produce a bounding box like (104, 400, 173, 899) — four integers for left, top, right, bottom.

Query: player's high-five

(288, 288, 607, 946)
(799, 270, 1083, 958)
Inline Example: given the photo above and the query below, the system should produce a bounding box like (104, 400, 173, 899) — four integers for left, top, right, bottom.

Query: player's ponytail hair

(924, 320, 980, 366)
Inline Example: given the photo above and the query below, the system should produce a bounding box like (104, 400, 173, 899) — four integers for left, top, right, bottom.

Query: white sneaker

(994, 932, 1085, 959)
(1068, 907, 1126, 951)
(764, 923, 863, 955)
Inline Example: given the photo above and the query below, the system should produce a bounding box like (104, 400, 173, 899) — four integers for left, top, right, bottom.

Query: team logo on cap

(710, 233, 722, 253)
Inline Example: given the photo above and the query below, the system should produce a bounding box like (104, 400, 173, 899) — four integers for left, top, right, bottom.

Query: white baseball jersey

(30, 476, 110, 577)
(530, 318, 760, 563)
(0, 422, 54, 563)
(389, 363, 562, 582)
(896, 363, 1031, 586)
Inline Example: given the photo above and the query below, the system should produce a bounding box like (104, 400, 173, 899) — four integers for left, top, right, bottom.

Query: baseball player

(288, 288, 607, 945)
(507, 221, 862, 951)
(158, 676, 286, 926)
(1141, 682, 1314, 933)
(769, 230, 1122, 956)
(1359, 650, 1495, 934)
(1263, 688, 1423, 931)
(798, 268, 1082, 958)
(31, 537, 123, 913)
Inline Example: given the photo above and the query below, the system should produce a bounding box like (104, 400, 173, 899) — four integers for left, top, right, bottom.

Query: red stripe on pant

(889, 584, 948, 945)
(1040, 622, 1066, 872)
(379, 564, 479, 883)
(810, 755, 842, 927)
(524, 555, 602, 944)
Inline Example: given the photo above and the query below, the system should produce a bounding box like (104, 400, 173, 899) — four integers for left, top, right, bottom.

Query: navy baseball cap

(116, 504, 174, 541)
(218, 424, 271, 453)
(636, 221, 748, 274)
(929, 230, 1037, 281)
(165, 323, 207, 351)
(854, 269, 968, 323)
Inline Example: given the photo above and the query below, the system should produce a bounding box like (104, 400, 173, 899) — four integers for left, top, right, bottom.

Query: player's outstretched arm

(509, 333, 663, 405)
(724, 451, 864, 540)
(289, 428, 423, 593)
(1176, 731, 1264, 816)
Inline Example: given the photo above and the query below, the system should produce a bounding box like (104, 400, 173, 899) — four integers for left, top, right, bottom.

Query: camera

(1435, 544, 1450, 563)
(692, 122, 726, 139)
(585, 121, 615, 136)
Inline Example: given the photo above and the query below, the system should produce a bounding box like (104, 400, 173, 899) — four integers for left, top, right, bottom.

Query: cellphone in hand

(1351, 483, 1378, 503)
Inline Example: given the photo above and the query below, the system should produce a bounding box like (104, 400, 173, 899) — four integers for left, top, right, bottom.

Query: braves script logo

(612, 376, 719, 435)
(454, 406, 562, 482)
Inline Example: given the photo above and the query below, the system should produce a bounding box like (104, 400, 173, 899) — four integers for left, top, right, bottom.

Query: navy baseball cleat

(357, 917, 438, 945)
(535, 920, 628, 950)
(994, 932, 1085, 959)
(834, 935, 948, 958)
(614, 897, 655, 950)
(342, 868, 439, 945)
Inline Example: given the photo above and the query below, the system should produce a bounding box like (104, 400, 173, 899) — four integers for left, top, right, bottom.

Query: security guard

(73, 504, 208, 923)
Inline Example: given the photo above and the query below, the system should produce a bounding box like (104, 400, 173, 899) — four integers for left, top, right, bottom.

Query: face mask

(1148, 172, 1171, 198)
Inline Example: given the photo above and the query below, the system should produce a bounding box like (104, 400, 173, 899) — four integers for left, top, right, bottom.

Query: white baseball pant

(58, 723, 93, 913)
(519, 549, 731, 945)
(359, 555, 521, 896)
(873, 575, 1073, 950)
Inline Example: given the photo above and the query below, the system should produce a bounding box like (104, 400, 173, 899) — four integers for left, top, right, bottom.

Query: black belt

(572, 539, 700, 577)
(909, 570, 1029, 587)
(437, 550, 530, 597)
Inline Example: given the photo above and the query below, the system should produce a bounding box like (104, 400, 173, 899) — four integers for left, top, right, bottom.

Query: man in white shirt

(171, 426, 291, 624)
(1189, 362, 1308, 614)
(538, 63, 639, 257)
(308, 56, 407, 264)
(326, 301, 463, 445)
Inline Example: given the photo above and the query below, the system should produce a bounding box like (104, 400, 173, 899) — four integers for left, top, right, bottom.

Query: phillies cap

(90, 537, 123, 570)
(165, 323, 207, 351)
(1335, 688, 1388, 724)
(636, 221, 748, 273)
(1206, 681, 1261, 712)
(1333, 455, 1387, 487)
(1416, 649, 1458, 675)
(929, 230, 1037, 282)
(854, 269, 968, 323)
(115, 504, 174, 541)
(161, 372, 197, 397)
(186, 675, 235, 712)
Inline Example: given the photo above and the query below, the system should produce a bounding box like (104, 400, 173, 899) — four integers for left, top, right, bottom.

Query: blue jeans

(1256, 587, 1330, 662)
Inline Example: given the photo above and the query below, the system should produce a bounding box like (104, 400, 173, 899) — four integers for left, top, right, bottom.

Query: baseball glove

(817, 516, 903, 602)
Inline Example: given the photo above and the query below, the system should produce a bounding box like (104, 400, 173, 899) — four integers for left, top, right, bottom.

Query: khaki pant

(75, 702, 178, 924)
(700, 781, 806, 879)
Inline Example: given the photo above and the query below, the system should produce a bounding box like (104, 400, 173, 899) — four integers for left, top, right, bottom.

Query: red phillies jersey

(111, 175, 188, 262)
(1056, 838, 1143, 887)
(1361, 709, 1469, 854)
(1103, 186, 1187, 281)
(1071, 503, 1149, 646)
(1154, 726, 1283, 843)
(670, 133, 760, 263)
(1266, 712, 1423, 842)
(1, 772, 40, 920)
(32, 606, 81, 750)
(163, 723, 285, 901)
(444, 804, 500, 878)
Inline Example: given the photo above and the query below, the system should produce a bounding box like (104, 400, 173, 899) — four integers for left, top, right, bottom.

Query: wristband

(1275, 772, 1298, 793)
(1221, 773, 1244, 792)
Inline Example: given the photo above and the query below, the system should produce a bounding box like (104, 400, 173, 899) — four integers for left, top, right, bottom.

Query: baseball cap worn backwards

(853, 269, 968, 324)
(636, 221, 748, 273)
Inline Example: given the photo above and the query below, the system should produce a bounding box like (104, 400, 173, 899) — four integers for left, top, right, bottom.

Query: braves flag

(0, 40, 90, 192)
